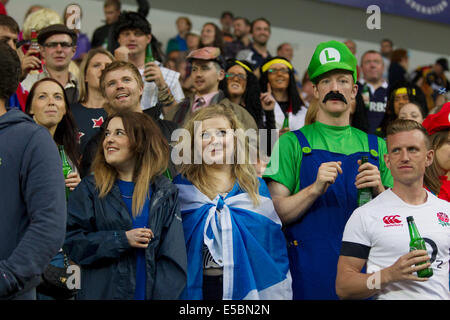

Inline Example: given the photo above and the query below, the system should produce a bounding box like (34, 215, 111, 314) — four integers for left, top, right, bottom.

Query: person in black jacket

(64, 111, 187, 299)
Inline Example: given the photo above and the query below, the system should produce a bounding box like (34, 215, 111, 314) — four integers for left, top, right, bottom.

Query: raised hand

(114, 46, 130, 62)
(260, 83, 276, 111)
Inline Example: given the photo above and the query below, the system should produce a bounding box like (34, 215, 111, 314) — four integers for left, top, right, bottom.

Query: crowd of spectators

(0, 0, 449, 301)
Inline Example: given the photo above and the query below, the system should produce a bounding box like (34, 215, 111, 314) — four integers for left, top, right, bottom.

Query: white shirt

(343, 189, 450, 300)
(139, 61, 184, 110)
(273, 101, 307, 131)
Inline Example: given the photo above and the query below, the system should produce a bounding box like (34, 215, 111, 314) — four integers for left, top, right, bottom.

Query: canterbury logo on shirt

(383, 215, 403, 227)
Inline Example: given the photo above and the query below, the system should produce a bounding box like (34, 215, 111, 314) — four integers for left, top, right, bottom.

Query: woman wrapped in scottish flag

(173, 105, 292, 300)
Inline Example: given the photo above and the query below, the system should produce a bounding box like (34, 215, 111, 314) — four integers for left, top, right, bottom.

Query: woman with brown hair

(64, 110, 187, 300)
(173, 105, 291, 300)
(199, 22, 224, 53)
(25, 77, 81, 300)
(25, 77, 81, 189)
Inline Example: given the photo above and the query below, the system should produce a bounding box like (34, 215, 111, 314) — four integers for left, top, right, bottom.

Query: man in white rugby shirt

(336, 119, 450, 300)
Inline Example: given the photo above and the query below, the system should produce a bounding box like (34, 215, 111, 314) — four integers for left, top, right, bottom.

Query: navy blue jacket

(0, 109, 66, 299)
(64, 175, 187, 300)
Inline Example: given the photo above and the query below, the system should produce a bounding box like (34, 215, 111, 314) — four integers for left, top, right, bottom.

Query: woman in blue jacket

(64, 111, 187, 300)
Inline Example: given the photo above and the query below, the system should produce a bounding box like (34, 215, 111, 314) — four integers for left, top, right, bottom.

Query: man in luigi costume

(263, 40, 393, 300)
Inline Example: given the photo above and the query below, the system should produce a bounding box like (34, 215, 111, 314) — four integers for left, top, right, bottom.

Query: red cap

(422, 102, 450, 135)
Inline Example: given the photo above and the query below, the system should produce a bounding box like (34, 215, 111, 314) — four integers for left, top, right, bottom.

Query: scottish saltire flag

(174, 174, 292, 300)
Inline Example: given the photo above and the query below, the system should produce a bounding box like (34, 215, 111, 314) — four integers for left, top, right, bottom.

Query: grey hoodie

(0, 109, 66, 299)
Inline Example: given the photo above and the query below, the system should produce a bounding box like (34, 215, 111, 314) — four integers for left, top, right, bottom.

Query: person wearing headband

(263, 40, 393, 300)
(259, 56, 307, 135)
(377, 80, 428, 137)
(219, 59, 267, 129)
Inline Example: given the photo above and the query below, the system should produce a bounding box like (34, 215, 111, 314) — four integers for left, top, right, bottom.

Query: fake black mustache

(322, 91, 347, 104)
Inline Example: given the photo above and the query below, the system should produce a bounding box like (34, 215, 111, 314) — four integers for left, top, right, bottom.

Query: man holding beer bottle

(337, 119, 450, 300)
(264, 40, 393, 300)
(113, 11, 184, 113)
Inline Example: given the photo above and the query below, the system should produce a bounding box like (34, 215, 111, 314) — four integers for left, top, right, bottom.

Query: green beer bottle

(361, 84, 370, 109)
(407, 216, 433, 278)
(357, 156, 372, 206)
(282, 112, 289, 130)
(163, 168, 172, 180)
(145, 43, 155, 64)
(58, 145, 73, 200)
(102, 37, 108, 50)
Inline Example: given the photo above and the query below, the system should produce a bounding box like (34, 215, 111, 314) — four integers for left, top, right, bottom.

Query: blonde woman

(64, 111, 187, 300)
(173, 105, 292, 300)
(71, 48, 114, 153)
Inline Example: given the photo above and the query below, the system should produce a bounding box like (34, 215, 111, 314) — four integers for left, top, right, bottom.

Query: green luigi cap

(307, 40, 357, 84)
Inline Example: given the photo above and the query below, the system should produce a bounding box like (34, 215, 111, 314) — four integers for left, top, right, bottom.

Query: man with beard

(223, 17, 251, 60)
(79, 60, 178, 178)
(263, 40, 393, 300)
(236, 18, 271, 69)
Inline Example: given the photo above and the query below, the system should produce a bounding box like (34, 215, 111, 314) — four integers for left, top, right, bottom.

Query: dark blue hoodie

(0, 109, 66, 299)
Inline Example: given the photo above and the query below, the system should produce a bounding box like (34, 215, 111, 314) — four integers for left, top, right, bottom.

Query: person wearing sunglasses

(220, 59, 272, 130)
(259, 56, 307, 137)
(21, 24, 79, 104)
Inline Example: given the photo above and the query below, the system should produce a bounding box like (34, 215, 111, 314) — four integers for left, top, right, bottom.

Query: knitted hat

(422, 102, 450, 135)
(307, 40, 357, 84)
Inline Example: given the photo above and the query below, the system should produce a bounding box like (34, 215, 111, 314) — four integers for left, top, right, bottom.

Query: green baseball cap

(307, 40, 357, 84)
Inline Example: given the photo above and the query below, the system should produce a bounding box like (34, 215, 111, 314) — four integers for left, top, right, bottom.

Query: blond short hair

(99, 60, 144, 98)
(386, 119, 430, 149)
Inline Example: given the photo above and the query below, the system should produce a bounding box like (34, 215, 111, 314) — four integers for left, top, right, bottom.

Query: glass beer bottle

(407, 216, 433, 278)
(282, 112, 289, 130)
(145, 43, 155, 64)
(357, 156, 372, 206)
(58, 145, 73, 200)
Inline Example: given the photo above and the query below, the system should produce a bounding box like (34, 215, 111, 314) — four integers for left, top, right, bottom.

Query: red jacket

(438, 176, 450, 202)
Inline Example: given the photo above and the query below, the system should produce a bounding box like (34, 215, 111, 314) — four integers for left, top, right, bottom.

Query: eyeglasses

(268, 68, 289, 74)
(43, 42, 73, 49)
(225, 73, 247, 81)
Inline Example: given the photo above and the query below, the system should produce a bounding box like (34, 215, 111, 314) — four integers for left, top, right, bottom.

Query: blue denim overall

(285, 130, 380, 300)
